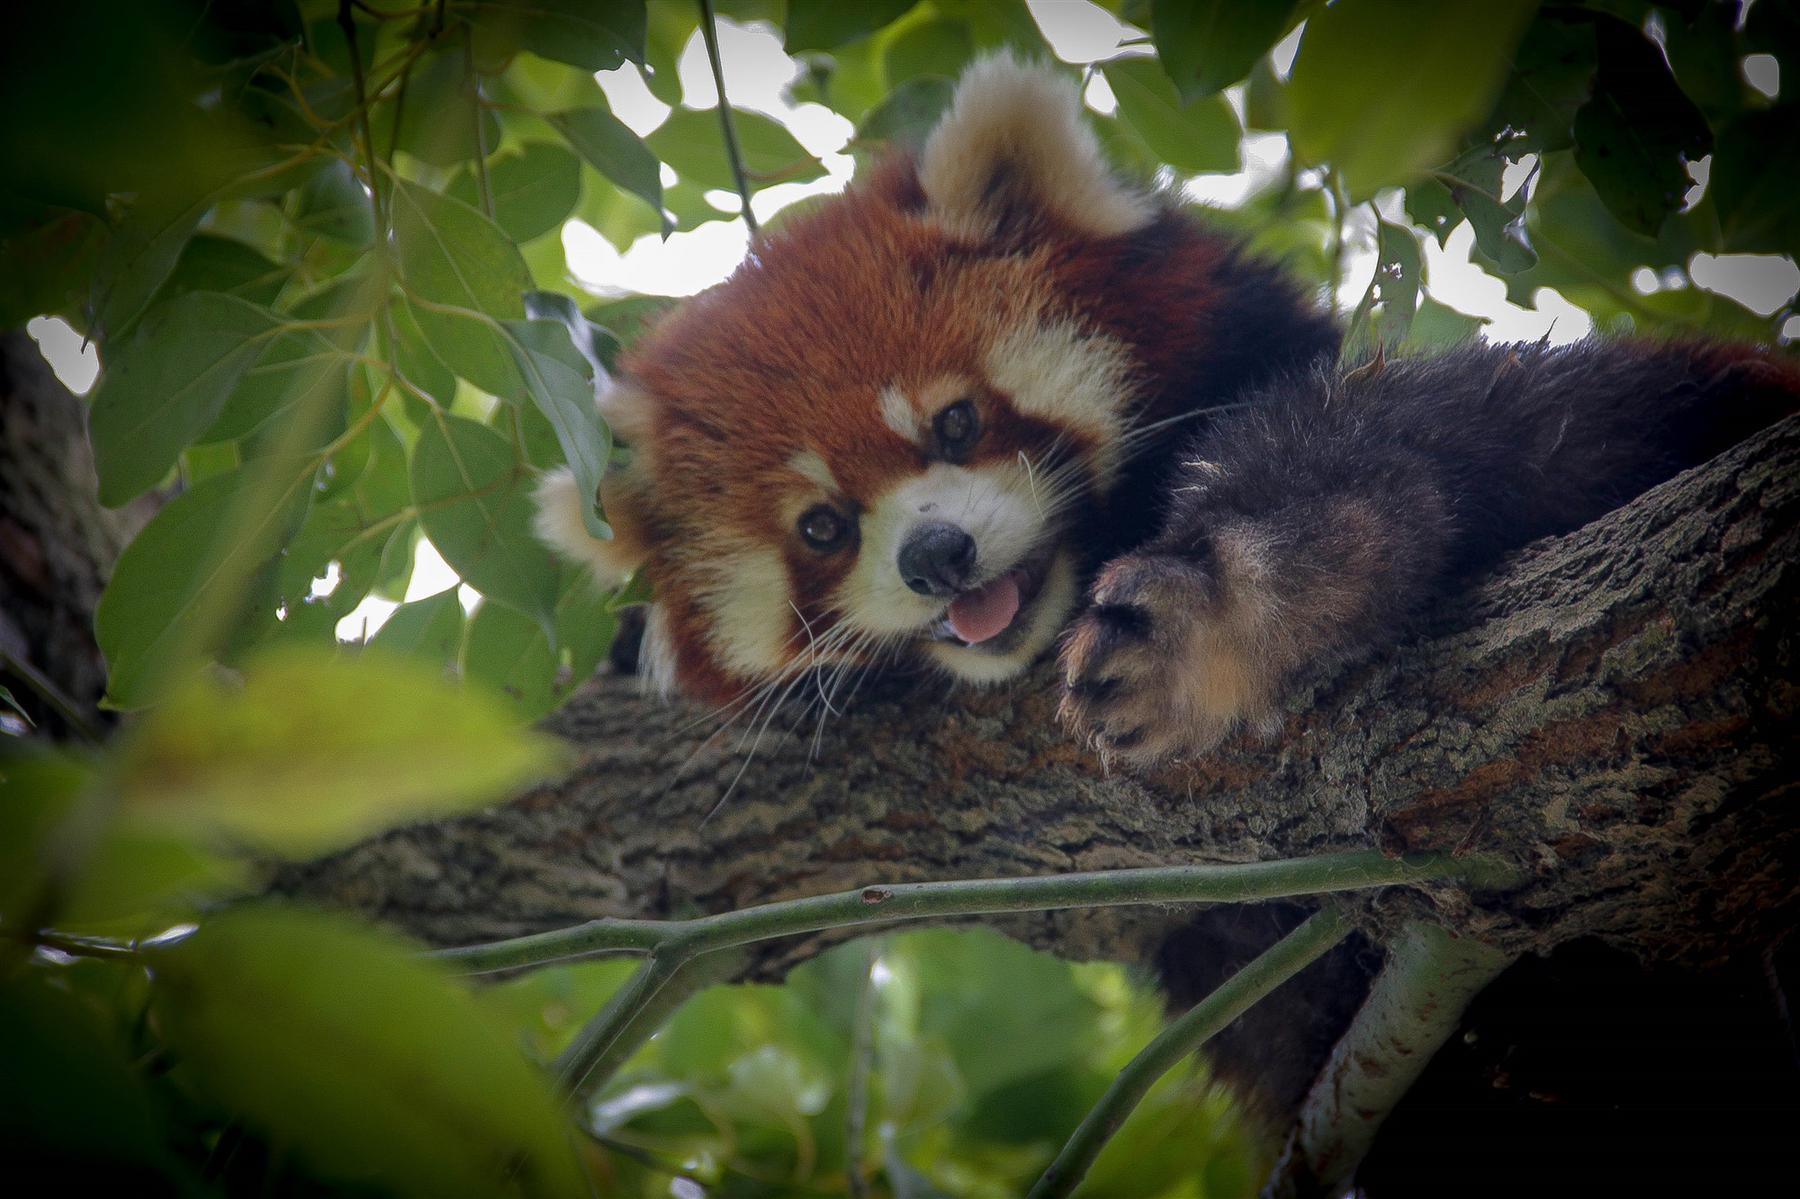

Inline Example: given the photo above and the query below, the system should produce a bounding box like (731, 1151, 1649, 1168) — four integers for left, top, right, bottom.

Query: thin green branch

(1028, 908, 1353, 1199)
(698, 0, 760, 236)
(464, 35, 494, 220)
(437, 849, 1519, 976)
(1265, 920, 1517, 1198)
(337, 0, 386, 239)
(844, 938, 881, 1199)
(0, 648, 103, 744)
(555, 946, 747, 1095)
(34, 930, 142, 963)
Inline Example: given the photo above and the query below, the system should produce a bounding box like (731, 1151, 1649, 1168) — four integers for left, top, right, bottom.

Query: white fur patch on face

(919, 53, 1156, 242)
(878, 386, 919, 440)
(787, 448, 840, 493)
(924, 547, 1078, 683)
(637, 602, 679, 698)
(533, 467, 638, 589)
(836, 460, 1048, 636)
(987, 320, 1138, 487)
(693, 544, 796, 679)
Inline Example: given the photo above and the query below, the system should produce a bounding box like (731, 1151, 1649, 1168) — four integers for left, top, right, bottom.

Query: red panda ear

(918, 53, 1156, 243)
(533, 378, 659, 589)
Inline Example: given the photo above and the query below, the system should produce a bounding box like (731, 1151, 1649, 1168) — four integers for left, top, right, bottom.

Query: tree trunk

(275, 414, 1800, 975)
(0, 330, 149, 737)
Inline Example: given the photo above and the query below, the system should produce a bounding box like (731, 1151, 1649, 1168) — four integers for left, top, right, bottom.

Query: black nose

(898, 522, 976, 597)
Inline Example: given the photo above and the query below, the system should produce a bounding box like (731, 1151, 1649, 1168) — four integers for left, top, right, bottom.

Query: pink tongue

(947, 572, 1022, 645)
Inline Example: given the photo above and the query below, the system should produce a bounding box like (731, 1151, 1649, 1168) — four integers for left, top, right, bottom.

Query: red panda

(536, 55, 1795, 767)
(534, 55, 1800, 1194)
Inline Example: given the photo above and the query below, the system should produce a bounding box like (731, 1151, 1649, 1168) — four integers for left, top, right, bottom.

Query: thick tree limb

(278, 415, 1800, 972)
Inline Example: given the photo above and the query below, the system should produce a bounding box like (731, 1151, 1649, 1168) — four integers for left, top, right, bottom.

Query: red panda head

(537, 56, 1215, 707)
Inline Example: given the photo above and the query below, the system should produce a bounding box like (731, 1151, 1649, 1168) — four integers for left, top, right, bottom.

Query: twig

(555, 946, 747, 1095)
(0, 648, 103, 743)
(844, 938, 881, 1199)
(464, 35, 493, 219)
(697, 0, 760, 236)
(33, 930, 141, 963)
(1027, 908, 1353, 1199)
(436, 850, 1519, 975)
(337, 0, 387, 238)
(1264, 920, 1516, 1198)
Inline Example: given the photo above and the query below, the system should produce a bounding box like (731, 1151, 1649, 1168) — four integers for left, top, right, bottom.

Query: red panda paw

(1058, 552, 1280, 769)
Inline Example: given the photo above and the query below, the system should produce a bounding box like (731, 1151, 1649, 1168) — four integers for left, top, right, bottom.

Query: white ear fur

(533, 467, 641, 589)
(918, 53, 1156, 242)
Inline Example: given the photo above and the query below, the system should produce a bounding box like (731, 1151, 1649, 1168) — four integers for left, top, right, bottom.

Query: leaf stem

(0, 649, 103, 744)
(697, 0, 760, 236)
(337, 0, 388, 240)
(1027, 908, 1353, 1199)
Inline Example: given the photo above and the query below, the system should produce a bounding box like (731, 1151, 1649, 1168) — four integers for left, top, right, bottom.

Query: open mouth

(926, 545, 1055, 652)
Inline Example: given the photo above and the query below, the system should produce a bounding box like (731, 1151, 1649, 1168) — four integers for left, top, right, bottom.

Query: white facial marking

(986, 321, 1138, 486)
(836, 461, 1048, 635)
(694, 545, 795, 679)
(879, 385, 920, 440)
(787, 448, 839, 493)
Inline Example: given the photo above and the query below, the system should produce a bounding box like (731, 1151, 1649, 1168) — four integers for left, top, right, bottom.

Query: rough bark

(0, 331, 149, 736)
(277, 415, 1800, 975)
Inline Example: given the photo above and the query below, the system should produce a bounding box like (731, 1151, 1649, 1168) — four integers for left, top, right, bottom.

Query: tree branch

(277, 415, 1800, 973)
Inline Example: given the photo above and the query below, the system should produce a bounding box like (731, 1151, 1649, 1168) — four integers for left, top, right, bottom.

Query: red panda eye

(798, 504, 851, 551)
(933, 399, 980, 461)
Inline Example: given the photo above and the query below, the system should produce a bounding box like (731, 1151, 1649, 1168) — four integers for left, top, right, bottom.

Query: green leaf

(464, 600, 560, 719)
(1572, 16, 1713, 237)
(392, 180, 531, 396)
(786, 0, 918, 52)
(1287, 0, 1539, 199)
(448, 142, 582, 244)
(518, 293, 616, 539)
(95, 467, 313, 709)
(1101, 58, 1240, 175)
(411, 413, 561, 624)
(884, 18, 973, 86)
(858, 78, 956, 148)
(1405, 294, 1488, 349)
(202, 274, 375, 445)
(551, 105, 664, 215)
(368, 587, 467, 668)
(156, 233, 289, 308)
(116, 646, 561, 855)
(1708, 105, 1800, 256)
(389, 47, 503, 169)
(148, 905, 588, 1198)
(293, 158, 376, 244)
(87, 291, 278, 505)
(467, 0, 647, 73)
(1484, 15, 1598, 155)
(646, 107, 826, 193)
(1151, 0, 1300, 101)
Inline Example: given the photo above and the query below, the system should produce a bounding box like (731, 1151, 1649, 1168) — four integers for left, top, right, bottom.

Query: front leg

(1061, 449, 1454, 768)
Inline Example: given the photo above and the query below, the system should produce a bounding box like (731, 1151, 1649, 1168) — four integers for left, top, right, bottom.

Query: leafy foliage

(4, 0, 1796, 1196)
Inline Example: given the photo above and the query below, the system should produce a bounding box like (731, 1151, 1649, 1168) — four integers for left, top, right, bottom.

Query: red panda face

(536, 56, 1173, 707)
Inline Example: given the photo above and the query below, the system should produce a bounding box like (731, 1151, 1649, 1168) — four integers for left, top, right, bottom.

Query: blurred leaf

(293, 158, 375, 244)
(116, 646, 560, 855)
(202, 273, 375, 445)
(1101, 58, 1240, 175)
(1572, 15, 1712, 236)
(149, 905, 588, 1198)
(60, 824, 247, 930)
(392, 180, 531, 396)
(368, 587, 467, 668)
(156, 234, 288, 308)
(0, 208, 106, 328)
(1661, 2, 1746, 120)
(1151, 0, 1300, 101)
(786, 0, 918, 52)
(449, 142, 583, 244)
(87, 291, 278, 505)
(858, 78, 957, 148)
(1710, 105, 1800, 256)
(1287, 0, 1538, 199)
(585, 293, 678, 349)
(647, 107, 826, 193)
(884, 18, 974, 85)
(411, 413, 561, 625)
(94, 466, 312, 709)
(463, 599, 559, 718)
(1484, 15, 1597, 155)
(391, 46, 502, 169)
(0, 973, 178, 1182)
(551, 105, 663, 213)
(468, 0, 647, 73)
